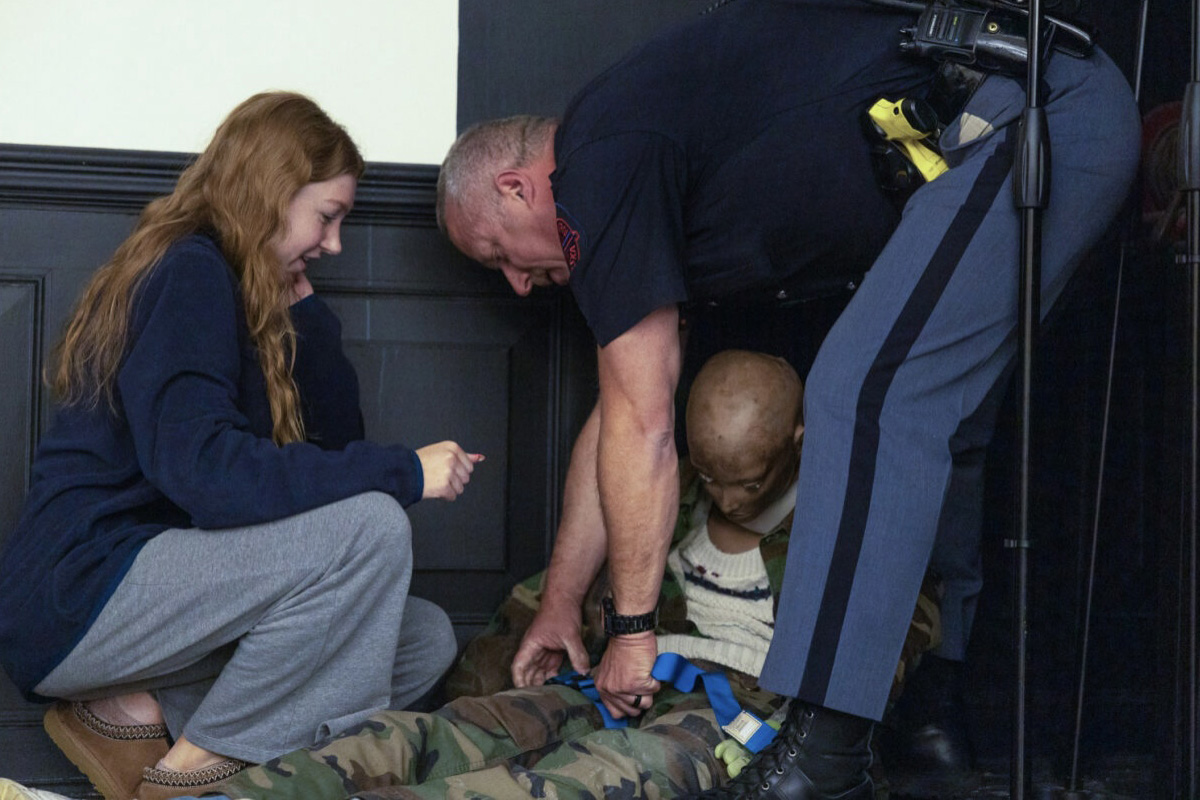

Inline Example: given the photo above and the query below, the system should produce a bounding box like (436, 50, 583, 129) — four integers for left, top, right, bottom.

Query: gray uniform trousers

(36, 491, 458, 764)
(758, 48, 1142, 720)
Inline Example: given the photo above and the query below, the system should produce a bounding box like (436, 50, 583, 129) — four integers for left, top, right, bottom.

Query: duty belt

(863, 0, 1094, 201)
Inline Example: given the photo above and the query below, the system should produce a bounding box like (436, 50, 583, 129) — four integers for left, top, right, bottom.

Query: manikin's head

(685, 350, 805, 525)
(437, 115, 570, 297)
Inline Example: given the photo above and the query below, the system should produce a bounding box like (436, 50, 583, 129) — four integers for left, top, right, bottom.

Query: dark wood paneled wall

(0, 144, 597, 794)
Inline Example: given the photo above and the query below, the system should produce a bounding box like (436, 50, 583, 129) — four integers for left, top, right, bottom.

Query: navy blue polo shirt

(551, 0, 934, 346)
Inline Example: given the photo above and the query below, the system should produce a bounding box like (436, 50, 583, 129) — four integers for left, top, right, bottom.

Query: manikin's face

(272, 173, 357, 277)
(685, 352, 804, 525)
(445, 195, 570, 297)
(689, 434, 800, 524)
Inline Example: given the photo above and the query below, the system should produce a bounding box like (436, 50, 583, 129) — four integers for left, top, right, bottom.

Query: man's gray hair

(436, 115, 559, 233)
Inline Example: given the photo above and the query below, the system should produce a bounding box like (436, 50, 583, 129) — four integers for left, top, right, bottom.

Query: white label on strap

(721, 710, 763, 746)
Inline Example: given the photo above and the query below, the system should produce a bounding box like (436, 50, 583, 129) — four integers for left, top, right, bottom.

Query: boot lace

(719, 706, 814, 796)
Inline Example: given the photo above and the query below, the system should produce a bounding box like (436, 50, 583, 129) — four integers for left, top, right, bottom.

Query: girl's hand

(416, 442, 485, 501)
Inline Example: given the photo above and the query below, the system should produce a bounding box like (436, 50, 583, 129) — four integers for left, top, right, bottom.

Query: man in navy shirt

(438, 1, 1140, 796)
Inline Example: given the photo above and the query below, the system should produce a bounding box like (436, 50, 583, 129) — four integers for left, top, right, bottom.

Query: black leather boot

(688, 701, 874, 799)
(876, 655, 980, 798)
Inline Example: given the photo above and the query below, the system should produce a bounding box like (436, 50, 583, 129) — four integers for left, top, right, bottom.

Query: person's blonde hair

(49, 91, 364, 445)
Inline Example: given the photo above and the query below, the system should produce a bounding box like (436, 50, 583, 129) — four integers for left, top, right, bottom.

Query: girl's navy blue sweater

(0, 235, 423, 697)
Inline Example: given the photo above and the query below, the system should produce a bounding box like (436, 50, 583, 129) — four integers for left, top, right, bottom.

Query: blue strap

(545, 670, 629, 728)
(650, 652, 741, 725)
(547, 652, 776, 751)
(652, 653, 776, 752)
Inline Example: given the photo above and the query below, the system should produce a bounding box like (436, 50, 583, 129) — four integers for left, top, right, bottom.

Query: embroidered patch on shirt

(555, 203, 585, 270)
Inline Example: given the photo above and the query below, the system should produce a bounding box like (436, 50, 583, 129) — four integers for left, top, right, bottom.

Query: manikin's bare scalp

(685, 350, 805, 551)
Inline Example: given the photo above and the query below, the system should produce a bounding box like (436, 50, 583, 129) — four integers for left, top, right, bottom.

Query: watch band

(602, 596, 659, 637)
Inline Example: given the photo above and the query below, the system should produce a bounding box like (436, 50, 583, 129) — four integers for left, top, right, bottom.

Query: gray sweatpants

(36, 492, 458, 764)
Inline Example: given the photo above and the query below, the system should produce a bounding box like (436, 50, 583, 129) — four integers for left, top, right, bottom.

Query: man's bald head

(685, 350, 804, 524)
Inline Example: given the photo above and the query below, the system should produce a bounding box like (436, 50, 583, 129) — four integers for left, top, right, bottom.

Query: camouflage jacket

(445, 474, 938, 703)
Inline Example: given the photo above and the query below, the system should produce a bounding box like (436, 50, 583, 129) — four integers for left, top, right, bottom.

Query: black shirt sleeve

(552, 132, 689, 346)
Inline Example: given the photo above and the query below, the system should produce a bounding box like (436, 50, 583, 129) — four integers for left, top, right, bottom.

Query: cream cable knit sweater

(656, 495, 780, 678)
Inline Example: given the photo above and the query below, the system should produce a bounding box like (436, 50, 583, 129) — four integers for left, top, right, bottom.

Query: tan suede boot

(43, 701, 169, 800)
(134, 759, 248, 800)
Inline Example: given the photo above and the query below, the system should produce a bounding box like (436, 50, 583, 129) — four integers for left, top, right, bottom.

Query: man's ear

(495, 169, 532, 204)
(793, 423, 805, 451)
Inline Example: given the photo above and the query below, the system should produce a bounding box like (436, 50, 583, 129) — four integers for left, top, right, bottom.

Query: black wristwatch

(602, 596, 659, 637)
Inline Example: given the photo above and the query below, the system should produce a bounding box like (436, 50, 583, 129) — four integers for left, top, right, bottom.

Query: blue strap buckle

(545, 671, 629, 728)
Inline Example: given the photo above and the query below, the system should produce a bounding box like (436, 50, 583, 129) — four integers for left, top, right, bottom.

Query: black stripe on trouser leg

(798, 127, 1016, 705)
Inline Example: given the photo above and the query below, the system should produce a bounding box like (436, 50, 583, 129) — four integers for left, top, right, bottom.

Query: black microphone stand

(1010, 0, 1049, 797)
(1182, 0, 1200, 794)
(1056, 4, 1147, 796)
(1058, 5, 1149, 799)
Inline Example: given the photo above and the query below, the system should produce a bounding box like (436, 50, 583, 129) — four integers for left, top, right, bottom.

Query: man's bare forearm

(540, 403, 608, 611)
(597, 410, 678, 616)
(594, 304, 682, 617)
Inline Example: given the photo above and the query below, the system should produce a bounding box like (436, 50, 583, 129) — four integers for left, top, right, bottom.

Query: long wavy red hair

(49, 91, 364, 444)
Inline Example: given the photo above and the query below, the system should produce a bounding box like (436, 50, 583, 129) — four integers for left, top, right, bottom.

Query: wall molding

(0, 143, 439, 225)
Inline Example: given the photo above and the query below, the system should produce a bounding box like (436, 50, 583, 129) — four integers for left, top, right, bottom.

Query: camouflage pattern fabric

(890, 572, 942, 703)
(218, 676, 784, 800)
(214, 474, 941, 799)
(447, 473, 942, 705)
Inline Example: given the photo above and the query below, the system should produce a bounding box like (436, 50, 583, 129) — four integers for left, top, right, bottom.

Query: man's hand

(511, 596, 591, 688)
(593, 631, 660, 719)
(416, 442, 484, 501)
